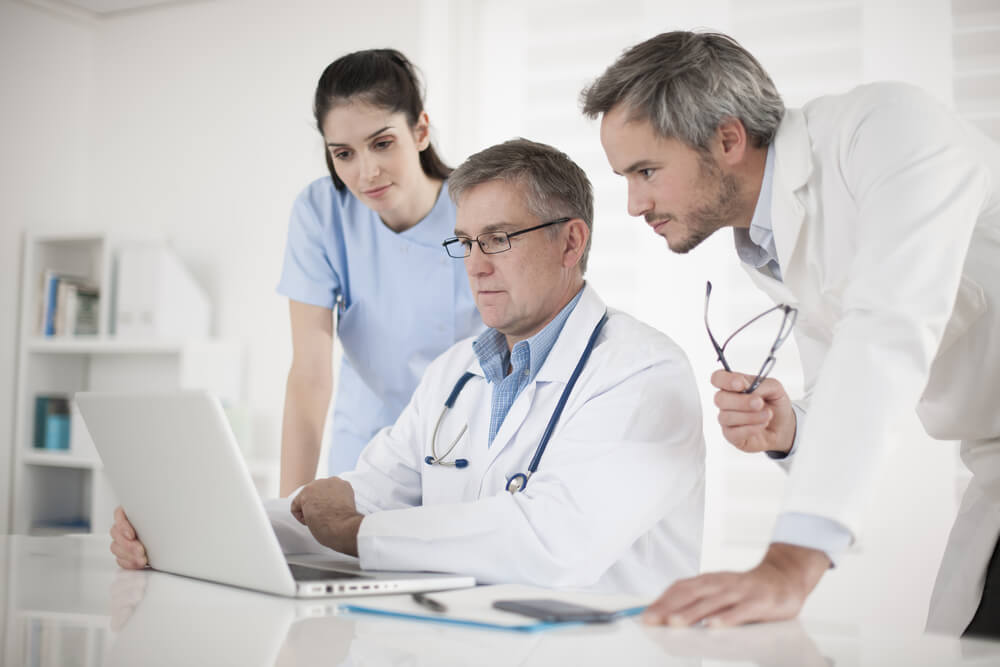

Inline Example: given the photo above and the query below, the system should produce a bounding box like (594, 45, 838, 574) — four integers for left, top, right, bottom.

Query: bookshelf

(10, 232, 243, 536)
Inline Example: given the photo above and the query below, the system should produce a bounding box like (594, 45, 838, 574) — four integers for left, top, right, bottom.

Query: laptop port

(326, 585, 333, 593)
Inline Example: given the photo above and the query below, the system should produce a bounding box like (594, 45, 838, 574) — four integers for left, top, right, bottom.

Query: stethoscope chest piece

(505, 473, 528, 494)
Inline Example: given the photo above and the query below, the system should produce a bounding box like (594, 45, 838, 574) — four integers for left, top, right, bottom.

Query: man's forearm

(306, 511, 363, 556)
(761, 542, 830, 595)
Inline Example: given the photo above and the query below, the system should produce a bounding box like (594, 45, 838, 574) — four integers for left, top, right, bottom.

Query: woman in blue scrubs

(276, 49, 481, 494)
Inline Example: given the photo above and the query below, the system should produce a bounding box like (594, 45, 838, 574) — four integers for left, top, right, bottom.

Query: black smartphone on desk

(492, 598, 616, 623)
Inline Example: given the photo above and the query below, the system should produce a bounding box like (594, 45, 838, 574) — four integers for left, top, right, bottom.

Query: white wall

(0, 0, 95, 536)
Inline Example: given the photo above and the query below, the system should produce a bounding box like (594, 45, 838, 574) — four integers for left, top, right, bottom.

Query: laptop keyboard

(288, 563, 368, 582)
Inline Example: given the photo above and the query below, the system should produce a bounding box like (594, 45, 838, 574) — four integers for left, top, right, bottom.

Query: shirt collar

(472, 286, 585, 386)
(734, 143, 779, 271)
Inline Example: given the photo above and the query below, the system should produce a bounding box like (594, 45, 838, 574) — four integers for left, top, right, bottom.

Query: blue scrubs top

(277, 177, 482, 475)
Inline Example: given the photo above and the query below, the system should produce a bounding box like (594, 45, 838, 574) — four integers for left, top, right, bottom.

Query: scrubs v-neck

(277, 177, 482, 475)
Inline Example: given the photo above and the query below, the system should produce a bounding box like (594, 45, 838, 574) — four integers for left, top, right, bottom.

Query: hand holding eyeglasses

(711, 369, 796, 455)
(704, 281, 799, 455)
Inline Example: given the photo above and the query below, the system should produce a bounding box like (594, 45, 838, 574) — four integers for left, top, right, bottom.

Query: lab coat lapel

(741, 262, 798, 305)
(482, 284, 606, 467)
(534, 284, 606, 384)
(483, 384, 536, 468)
(769, 108, 814, 291)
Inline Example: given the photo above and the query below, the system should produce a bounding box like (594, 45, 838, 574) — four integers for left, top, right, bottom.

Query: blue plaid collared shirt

(472, 287, 585, 446)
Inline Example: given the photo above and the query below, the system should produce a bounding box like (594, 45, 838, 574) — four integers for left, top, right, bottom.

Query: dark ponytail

(313, 49, 452, 190)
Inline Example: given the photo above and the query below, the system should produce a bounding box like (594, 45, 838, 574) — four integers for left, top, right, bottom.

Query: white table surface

(3, 535, 1000, 666)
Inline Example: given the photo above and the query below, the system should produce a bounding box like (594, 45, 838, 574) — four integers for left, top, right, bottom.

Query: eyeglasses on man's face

(704, 281, 798, 394)
(442, 217, 570, 259)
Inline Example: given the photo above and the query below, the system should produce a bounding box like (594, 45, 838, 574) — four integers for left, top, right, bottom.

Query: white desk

(3, 535, 999, 666)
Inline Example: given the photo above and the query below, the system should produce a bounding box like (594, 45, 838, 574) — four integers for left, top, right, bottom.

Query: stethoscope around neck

(424, 312, 609, 494)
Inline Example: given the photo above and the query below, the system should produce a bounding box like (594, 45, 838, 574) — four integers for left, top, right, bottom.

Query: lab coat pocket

(422, 425, 476, 504)
(936, 275, 986, 357)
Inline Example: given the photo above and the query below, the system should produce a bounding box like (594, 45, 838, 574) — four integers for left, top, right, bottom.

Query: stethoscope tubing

(524, 313, 608, 476)
(425, 311, 609, 493)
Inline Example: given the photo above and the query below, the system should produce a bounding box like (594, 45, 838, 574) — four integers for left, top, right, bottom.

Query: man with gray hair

(582, 30, 1000, 635)
(110, 138, 706, 596)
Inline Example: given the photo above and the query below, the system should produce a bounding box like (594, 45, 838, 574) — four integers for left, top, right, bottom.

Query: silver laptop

(76, 390, 475, 598)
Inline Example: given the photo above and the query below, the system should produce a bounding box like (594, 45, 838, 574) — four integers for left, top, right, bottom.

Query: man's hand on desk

(290, 477, 364, 557)
(110, 505, 148, 570)
(642, 542, 830, 627)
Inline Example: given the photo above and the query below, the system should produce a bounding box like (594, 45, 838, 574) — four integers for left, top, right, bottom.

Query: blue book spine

(44, 274, 60, 337)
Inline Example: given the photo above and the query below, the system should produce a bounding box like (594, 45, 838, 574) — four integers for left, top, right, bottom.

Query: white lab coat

(742, 82, 1000, 634)
(272, 284, 705, 598)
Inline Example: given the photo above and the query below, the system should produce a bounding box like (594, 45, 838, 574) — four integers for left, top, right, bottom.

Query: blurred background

(1, 0, 997, 633)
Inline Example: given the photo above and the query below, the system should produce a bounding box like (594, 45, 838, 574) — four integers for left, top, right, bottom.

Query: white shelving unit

(10, 232, 242, 536)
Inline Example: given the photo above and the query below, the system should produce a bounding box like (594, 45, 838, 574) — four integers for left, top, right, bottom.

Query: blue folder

(338, 584, 649, 633)
(341, 603, 646, 632)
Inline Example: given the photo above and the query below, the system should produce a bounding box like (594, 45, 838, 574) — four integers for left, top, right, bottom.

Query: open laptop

(76, 390, 475, 598)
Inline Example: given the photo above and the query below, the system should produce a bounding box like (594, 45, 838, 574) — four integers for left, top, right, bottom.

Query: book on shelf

(36, 270, 100, 337)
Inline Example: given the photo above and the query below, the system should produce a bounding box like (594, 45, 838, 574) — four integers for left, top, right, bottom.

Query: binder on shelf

(33, 396, 71, 450)
(114, 243, 210, 339)
(73, 286, 100, 335)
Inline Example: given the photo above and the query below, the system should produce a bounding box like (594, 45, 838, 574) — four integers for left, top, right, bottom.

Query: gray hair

(449, 138, 594, 273)
(580, 31, 784, 150)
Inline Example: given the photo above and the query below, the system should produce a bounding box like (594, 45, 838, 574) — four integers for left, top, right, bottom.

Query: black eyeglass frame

(704, 281, 798, 394)
(442, 217, 571, 258)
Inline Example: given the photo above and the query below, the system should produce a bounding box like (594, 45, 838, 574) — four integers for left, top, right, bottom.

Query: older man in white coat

(110, 139, 706, 597)
(583, 30, 1000, 634)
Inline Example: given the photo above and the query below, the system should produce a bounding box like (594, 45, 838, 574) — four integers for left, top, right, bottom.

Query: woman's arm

(279, 300, 334, 496)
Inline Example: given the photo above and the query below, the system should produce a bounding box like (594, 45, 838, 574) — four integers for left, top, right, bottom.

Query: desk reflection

(108, 570, 347, 666)
(641, 620, 832, 667)
(108, 569, 693, 667)
(5, 537, 1000, 667)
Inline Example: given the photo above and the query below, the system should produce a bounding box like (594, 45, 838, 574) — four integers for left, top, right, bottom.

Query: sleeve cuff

(772, 511, 854, 567)
(355, 514, 383, 569)
(765, 403, 806, 460)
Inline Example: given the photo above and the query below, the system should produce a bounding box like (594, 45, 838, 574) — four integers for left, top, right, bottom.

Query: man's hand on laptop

(110, 506, 149, 569)
(290, 477, 364, 557)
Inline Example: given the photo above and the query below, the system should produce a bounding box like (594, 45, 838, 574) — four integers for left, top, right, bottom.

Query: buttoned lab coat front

(272, 285, 706, 598)
(743, 83, 1000, 632)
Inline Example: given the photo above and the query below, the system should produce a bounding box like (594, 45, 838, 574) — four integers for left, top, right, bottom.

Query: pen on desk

(411, 592, 448, 613)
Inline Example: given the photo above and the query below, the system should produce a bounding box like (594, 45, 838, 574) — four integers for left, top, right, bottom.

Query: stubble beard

(668, 159, 742, 255)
